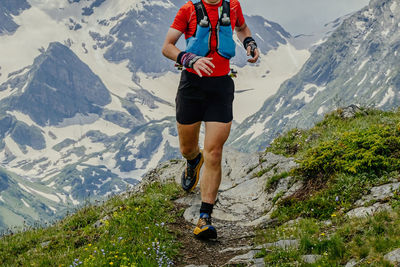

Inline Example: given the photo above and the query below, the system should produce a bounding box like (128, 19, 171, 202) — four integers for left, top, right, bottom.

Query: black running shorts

(175, 70, 235, 125)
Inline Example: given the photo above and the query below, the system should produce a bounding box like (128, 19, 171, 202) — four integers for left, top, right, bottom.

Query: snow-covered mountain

(229, 0, 397, 152)
(0, 0, 311, 230)
(0, 0, 30, 35)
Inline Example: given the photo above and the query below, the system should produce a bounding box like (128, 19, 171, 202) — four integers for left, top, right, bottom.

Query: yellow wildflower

(331, 213, 336, 217)
(320, 233, 325, 236)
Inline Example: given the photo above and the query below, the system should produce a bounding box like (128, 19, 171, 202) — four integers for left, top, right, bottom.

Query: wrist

(176, 51, 185, 64)
(243, 36, 256, 49)
(181, 52, 202, 68)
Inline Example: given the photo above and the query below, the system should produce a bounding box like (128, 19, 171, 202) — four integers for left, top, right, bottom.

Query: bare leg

(201, 121, 232, 204)
(177, 122, 202, 160)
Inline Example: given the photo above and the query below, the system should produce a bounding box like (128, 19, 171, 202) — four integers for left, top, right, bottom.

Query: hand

(247, 46, 260, 63)
(193, 57, 215, 77)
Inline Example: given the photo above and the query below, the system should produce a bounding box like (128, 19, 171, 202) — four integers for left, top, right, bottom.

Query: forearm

(236, 23, 252, 43)
(161, 28, 184, 62)
(161, 42, 181, 62)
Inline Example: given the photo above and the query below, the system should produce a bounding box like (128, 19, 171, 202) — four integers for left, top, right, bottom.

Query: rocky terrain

(134, 106, 400, 266)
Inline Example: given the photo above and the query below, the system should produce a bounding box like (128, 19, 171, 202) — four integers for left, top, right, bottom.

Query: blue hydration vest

(185, 0, 236, 59)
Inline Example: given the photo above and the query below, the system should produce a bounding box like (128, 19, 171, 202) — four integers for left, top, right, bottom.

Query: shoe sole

(184, 152, 204, 192)
(193, 225, 217, 240)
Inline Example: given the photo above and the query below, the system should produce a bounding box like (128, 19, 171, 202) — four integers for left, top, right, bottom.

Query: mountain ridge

(229, 0, 400, 152)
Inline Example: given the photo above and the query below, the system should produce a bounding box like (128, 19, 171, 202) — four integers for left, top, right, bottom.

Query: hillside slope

(3, 107, 400, 266)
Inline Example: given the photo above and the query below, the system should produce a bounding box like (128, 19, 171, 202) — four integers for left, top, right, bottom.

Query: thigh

(177, 121, 202, 150)
(203, 121, 232, 151)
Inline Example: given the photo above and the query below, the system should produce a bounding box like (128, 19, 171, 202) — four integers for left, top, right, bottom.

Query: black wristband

(176, 51, 186, 65)
(243, 37, 256, 49)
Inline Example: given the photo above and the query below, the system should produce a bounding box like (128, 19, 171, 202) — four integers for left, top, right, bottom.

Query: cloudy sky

(242, 0, 370, 35)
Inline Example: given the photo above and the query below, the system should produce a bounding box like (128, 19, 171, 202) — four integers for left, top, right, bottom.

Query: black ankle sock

(200, 202, 214, 217)
(187, 152, 201, 166)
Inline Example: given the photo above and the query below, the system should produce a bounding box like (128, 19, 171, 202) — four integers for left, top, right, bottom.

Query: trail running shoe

(181, 152, 204, 192)
(193, 213, 217, 240)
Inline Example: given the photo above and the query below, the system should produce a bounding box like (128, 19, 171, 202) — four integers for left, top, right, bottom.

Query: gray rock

(355, 182, 400, 206)
(346, 202, 392, 218)
(384, 248, 400, 264)
(40, 241, 51, 248)
(219, 246, 253, 253)
(228, 250, 261, 265)
(345, 259, 359, 267)
(242, 213, 274, 228)
(256, 239, 300, 250)
(340, 105, 364, 119)
(93, 215, 110, 228)
(251, 258, 266, 267)
(301, 254, 322, 264)
(162, 147, 298, 227)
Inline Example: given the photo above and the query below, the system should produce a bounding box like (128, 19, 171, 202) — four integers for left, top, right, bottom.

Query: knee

(180, 146, 198, 159)
(204, 147, 223, 165)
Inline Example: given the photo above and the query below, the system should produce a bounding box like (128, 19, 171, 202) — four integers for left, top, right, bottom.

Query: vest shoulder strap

(221, 0, 230, 19)
(190, 0, 231, 25)
(190, 0, 209, 26)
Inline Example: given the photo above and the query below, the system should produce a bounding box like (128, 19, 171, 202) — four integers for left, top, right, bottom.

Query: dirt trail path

(141, 148, 298, 266)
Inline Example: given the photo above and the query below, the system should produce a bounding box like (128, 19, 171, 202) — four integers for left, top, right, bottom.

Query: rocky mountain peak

(0, 42, 111, 127)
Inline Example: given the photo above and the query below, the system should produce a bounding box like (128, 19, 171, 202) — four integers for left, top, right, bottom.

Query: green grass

(256, 108, 400, 265)
(0, 182, 182, 266)
(257, 208, 400, 266)
(266, 171, 290, 191)
(266, 108, 400, 222)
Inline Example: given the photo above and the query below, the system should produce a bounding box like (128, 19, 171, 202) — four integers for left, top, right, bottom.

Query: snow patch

(357, 73, 368, 86)
(255, 33, 264, 42)
(21, 199, 30, 208)
(284, 111, 300, 120)
(358, 59, 368, 70)
(69, 194, 79, 205)
(275, 97, 284, 111)
(371, 89, 380, 98)
(63, 186, 72, 192)
(355, 21, 365, 31)
(371, 74, 379, 84)
(56, 193, 67, 203)
(377, 88, 394, 107)
(18, 182, 60, 203)
(48, 205, 57, 212)
(317, 106, 326, 115)
(390, 1, 398, 13)
(292, 83, 326, 103)
(233, 43, 310, 122)
(146, 128, 179, 170)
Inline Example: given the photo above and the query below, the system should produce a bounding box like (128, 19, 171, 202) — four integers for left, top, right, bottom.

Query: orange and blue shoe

(181, 152, 204, 192)
(193, 213, 217, 240)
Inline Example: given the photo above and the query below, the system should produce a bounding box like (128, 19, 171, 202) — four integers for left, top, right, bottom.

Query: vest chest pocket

(186, 25, 211, 57)
(217, 24, 236, 59)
